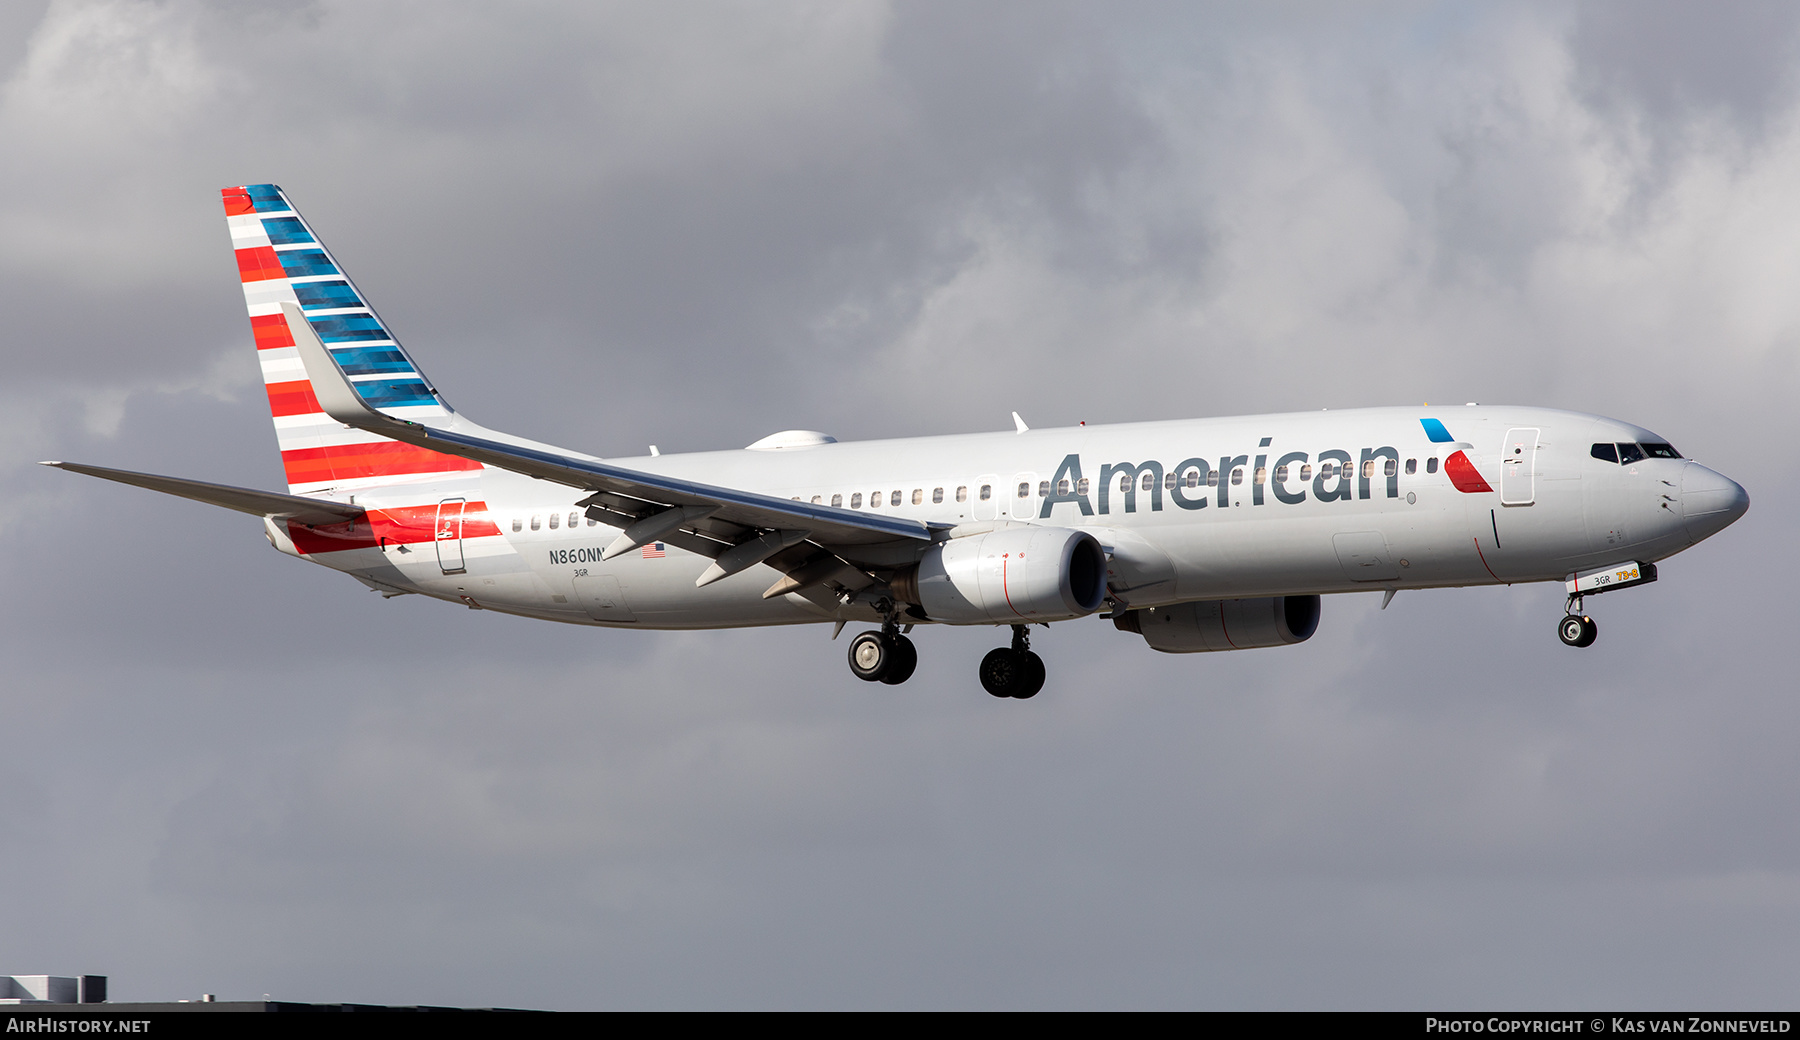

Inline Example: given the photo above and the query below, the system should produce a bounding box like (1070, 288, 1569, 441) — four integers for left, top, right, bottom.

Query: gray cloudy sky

(1, 1, 1795, 1010)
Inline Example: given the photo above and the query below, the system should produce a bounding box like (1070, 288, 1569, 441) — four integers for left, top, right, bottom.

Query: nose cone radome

(1681, 462, 1749, 544)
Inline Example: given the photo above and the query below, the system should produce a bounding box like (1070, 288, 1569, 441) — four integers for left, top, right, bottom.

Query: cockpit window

(1593, 442, 1681, 464)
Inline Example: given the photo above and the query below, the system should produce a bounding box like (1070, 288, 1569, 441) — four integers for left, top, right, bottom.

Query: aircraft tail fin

(223, 184, 482, 494)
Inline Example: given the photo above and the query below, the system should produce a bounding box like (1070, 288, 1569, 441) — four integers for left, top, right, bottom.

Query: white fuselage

(266, 405, 1737, 630)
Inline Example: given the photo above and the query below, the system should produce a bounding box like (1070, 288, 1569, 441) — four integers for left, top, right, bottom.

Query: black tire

(979, 647, 1023, 698)
(1558, 614, 1598, 648)
(879, 635, 918, 685)
(848, 631, 890, 681)
(1011, 650, 1045, 699)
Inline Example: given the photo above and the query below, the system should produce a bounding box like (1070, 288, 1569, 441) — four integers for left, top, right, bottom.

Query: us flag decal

(642, 542, 665, 558)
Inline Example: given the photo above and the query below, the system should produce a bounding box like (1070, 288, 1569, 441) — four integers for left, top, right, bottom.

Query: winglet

(1013, 411, 1029, 433)
(282, 302, 391, 428)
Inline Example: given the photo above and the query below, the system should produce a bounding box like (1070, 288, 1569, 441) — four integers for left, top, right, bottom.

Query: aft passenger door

(435, 497, 466, 574)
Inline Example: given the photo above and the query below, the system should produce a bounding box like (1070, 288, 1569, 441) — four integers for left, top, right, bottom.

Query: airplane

(46, 184, 1751, 699)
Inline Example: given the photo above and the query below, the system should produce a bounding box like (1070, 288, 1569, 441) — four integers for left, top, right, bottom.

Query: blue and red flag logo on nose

(1422, 418, 1493, 493)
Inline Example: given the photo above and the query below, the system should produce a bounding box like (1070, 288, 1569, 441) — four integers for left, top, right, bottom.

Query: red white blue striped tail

(223, 184, 481, 494)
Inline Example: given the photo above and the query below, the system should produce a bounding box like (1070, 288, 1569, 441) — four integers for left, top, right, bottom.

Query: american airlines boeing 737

(47, 185, 1750, 698)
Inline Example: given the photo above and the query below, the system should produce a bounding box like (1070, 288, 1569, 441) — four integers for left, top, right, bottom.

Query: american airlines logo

(1039, 443, 1454, 519)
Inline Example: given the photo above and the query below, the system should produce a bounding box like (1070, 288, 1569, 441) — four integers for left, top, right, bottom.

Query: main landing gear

(979, 625, 1046, 700)
(844, 615, 1047, 698)
(1558, 593, 1598, 648)
(847, 607, 918, 685)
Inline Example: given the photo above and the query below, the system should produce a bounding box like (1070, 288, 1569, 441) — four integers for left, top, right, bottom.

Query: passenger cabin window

(1077, 478, 1090, 495)
(1016, 482, 1029, 499)
(932, 487, 944, 504)
(892, 490, 902, 507)
(1231, 468, 1244, 485)
(1183, 469, 1199, 488)
(956, 486, 968, 502)
(1254, 466, 1268, 485)
(1039, 480, 1051, 497)
(512, 518, 523, 533)
(1300, 464, 1313, 481)
(1141, 473, 1155, 492)
(1405, 458, 1417, 474)
(869, 492, 881, 508)
(811, 495, 822, 504)
(832, 494, 843, 507)
(1384, 459, 1397, 478)
(1119, 475, 1131, 493)
(912, 489, 923, 505)
(569, 511, 580, 528)
(530, 515, 541, 531)
(1274, 465, 1288, 483)
(980, 484, 992, 501)
(1426, 458, 1438, 474)
(548, 512, 559, 529)
(851, 493, 863, 508)
(1057, 479, 1071, 495)
(1207, 470, 1220, 487)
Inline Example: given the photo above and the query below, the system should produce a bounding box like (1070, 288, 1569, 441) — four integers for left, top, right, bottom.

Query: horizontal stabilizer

(43, 461, 364, 526)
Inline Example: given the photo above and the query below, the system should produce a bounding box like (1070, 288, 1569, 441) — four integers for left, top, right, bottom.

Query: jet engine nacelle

(1113, 595, 1321, 653)
(896, 527, 1108, 624)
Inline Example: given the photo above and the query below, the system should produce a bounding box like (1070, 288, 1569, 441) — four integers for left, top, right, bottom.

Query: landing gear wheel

(879, 635, 918, 685)
(848, 631, 891, 682)
(1012, 650, 1045, 699)
(979, 648, 1045, 698)
(980, 648, 1024, 698)
(1558, 614, 1598, 648)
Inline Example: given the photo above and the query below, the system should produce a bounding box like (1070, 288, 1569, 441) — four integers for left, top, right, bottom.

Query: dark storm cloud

(1570, 0, 1800, 128)
(2, 0, 1796, 1009)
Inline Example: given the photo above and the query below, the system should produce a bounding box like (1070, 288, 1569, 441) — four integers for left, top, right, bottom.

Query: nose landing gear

(1558, 612, 1597, 647)
(979, 625, 1046, 699)
(1557, 593, 1598, 648)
